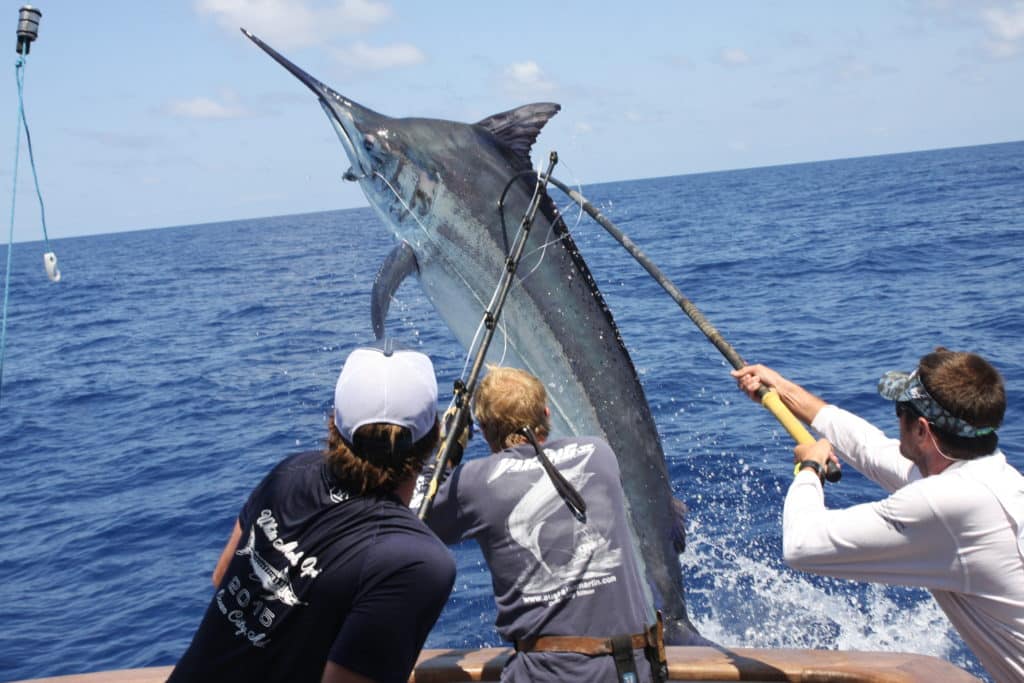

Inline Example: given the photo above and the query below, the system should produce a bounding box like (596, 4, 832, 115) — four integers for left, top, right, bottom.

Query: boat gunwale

(12, 646, 981, 682)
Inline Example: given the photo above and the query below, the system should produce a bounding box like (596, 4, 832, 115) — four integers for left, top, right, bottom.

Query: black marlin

(243, 29, 704, 645)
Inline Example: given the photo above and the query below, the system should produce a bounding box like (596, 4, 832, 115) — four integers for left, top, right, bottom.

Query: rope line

(16, 53, 50, 248)
(1, 55, 26, 403)
(1, 48, 53, 405)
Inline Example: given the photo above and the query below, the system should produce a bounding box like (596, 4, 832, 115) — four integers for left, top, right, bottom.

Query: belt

(514, 612, 668, 683)
(515, 627, 655, 656)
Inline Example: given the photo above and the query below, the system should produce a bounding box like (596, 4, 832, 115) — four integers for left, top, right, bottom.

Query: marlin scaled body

(243, 29, 703, 645)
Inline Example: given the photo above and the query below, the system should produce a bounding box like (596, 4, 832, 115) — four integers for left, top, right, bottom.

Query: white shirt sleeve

(783, 467, 963, 592)
(811, 404, 919, 493)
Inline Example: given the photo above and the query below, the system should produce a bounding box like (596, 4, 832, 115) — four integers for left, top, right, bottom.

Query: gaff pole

(549, 175, 840, 483)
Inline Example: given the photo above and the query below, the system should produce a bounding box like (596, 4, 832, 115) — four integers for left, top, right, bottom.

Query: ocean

(1, 140, 1021, 681)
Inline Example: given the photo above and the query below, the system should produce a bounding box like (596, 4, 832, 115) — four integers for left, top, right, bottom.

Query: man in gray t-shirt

(425, 366, 664, 683)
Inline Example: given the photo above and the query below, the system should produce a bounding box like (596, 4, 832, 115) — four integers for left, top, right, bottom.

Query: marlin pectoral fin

(371, 241, 420, 339)
(475, 103, 561, 171)
(671, 497, 688, 555)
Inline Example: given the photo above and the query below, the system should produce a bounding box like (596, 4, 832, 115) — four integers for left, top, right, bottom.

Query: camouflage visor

(878, 369, 996, 439)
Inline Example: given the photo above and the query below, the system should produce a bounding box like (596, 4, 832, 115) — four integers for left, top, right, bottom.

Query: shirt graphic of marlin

(236, 526, 305, 606)
(505, 450, 621, 596)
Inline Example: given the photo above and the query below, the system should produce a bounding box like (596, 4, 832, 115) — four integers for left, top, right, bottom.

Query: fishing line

(517, 193, 585, 280)
(371, 169, 491, 313)
(519, 166, 588, 281)
(485, 165, 561, 370)
(2, 9, 54, 406)
(498, 165, 586, 282)
(372, 168, 509, 379)
(461, 170, 587, 385)
(458, 164, 546, 377)
(417, 153, 559, 520)
(484, 163, 574, 366)
(459, 311, 512, 380)
(371, 162, 557, 389)
(372, 160, 536, 397)
(371, 171, 443, 249)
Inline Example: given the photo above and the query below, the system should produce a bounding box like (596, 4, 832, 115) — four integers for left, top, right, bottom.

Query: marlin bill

(242, 29, 704, 646)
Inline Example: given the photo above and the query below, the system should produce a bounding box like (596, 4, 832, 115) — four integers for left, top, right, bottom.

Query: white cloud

(980, 1, 1024, 57)
(982, 2, 1024, 40)
(331, 41, 426, 71)
(167, 95, 248, 119)
(986, 39, 1020, 57)
(503, 61, 557, 94)
(196, 0, 392, 49)
(719, 48, 751, 66)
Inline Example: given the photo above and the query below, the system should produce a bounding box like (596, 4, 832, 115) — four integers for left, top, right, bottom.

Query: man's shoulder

(372, 510, 456, 566)
(244, 451, 323, 500)
(546, 435, 611, 451)
(547, 435, 615, 462)
(272, 449, 324, 472)
(936, 451, 1024, 504)
(891, 460, 999, 513)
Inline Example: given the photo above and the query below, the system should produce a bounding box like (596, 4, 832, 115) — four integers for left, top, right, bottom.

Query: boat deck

(15, 646, 980, 682)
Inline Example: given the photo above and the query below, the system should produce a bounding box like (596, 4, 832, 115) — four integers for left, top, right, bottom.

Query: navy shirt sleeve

(424, 465, 471, 545)
(328, 533, 455, 683)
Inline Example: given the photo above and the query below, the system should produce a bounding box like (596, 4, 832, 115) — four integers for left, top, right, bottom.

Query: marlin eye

(363, 135, 376, 151)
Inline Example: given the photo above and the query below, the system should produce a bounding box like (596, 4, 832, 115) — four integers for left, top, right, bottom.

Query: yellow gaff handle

(759, 390, 815, 445)
(761, 390, 840, 481)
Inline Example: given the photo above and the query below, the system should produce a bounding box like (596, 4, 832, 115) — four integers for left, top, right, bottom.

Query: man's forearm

(770, 376, 827, 425)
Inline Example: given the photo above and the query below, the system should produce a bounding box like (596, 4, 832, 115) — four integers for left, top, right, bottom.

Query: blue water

(1, 141, 1022, 682)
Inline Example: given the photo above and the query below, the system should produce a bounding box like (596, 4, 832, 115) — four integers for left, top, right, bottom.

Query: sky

(1, 0, 1022, 243)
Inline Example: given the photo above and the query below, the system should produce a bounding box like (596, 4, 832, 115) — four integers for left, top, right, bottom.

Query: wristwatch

(794, 459, 825, 482)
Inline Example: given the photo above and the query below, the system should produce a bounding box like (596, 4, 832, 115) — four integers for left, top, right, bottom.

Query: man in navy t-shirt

(169, 342, 456, 683)
(424, 367, 666, 683)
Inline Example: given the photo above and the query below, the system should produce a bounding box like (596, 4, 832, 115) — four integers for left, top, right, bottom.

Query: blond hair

(472, 366, 550, 452)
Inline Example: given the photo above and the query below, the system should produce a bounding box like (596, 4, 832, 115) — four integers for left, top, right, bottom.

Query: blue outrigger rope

(1, 7, 54, 406)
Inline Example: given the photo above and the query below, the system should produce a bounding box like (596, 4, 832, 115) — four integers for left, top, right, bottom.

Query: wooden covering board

(13, 646, 981, 682)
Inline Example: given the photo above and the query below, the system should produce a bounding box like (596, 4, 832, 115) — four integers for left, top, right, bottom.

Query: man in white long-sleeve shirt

(733, 347, 1023, 682)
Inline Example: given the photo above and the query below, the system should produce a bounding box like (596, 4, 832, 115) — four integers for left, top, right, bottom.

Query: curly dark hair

(325, 418, 440, 496)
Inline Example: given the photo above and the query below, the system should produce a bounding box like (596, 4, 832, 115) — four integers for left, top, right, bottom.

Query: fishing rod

(548, 176, 841, 483)
(416, 151, 560, 520)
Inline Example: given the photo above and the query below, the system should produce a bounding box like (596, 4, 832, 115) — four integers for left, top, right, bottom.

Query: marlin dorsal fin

(476, 103, 561, 170)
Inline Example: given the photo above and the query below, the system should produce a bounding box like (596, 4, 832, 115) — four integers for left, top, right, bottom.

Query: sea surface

(1, 141, 1022, 682)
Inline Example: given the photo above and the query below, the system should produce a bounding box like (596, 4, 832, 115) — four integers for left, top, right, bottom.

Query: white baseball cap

(334, 341, 438, 443)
